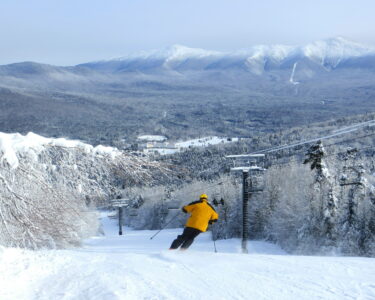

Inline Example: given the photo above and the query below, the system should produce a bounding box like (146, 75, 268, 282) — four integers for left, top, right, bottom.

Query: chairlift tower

(226, 154, 266, 253)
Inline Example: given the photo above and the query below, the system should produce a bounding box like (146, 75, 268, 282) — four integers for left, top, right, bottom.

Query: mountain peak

(106, 44, 221, 63)
(303, 37, 374, 60)
(164, 44, 221, 62)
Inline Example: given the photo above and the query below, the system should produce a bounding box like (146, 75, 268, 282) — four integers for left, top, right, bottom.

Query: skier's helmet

(200, 194, 208, 200)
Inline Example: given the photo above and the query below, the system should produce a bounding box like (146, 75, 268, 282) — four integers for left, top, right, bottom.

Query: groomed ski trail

(0, 212, 374, 300)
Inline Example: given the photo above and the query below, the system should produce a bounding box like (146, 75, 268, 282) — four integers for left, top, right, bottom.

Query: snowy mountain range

(1, 37, 374, 81)
(0, 37, 375, 145)
(80, 37, 375, 73)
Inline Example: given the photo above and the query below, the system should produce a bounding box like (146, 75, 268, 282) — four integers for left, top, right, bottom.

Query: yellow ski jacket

(182, 199, 219, 232)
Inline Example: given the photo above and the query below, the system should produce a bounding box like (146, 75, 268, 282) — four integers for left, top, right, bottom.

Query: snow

(303, 37, 374, 67)
(226, 154, 265, 158)
(1, 211, 375, 300)
(137, 135, 167, 142)
(230, 166, 265, 172)
(143, 147, 179, 155)
(175, 136, 239, 149)
(166, 44, 219, 60)
(0, 132, 121, 169)
(242, 37, 374, 70)
(92, 144, 121, 159)
(289, 62, 300, 85)
(108, 44, 221, 62)
(141, 137, 239, 156)
(241, 44, 295, 62)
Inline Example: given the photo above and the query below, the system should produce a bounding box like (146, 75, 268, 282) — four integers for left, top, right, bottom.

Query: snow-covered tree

(0, 132, 167, 249)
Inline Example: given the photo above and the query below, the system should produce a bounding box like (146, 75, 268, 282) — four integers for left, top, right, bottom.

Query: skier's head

(200, 194, 208, 201)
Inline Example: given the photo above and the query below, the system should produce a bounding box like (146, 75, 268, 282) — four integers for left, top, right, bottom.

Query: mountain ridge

(76, 37, 375, 74)
(1, 37, 374, 75)
(0, 37, 374, 146)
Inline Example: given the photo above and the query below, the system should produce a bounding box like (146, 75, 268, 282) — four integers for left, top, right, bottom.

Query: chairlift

(339, 165, 364, 186)
(167, 203, 180, 210)
(218, 180, 226, 206)
(160, 204, 169, 215)
(340, 179, 362, 186)
(213, 197, 225, 206)
(248, 168, 266, 192)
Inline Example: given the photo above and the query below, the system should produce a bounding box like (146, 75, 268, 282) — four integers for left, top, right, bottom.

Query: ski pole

(211, 222, 218, 253)
(213, 239, 217, 253)
(150, 211, 180, 240)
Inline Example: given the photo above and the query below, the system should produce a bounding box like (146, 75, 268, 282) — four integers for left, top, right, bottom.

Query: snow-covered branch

(0, 132, 169, 249)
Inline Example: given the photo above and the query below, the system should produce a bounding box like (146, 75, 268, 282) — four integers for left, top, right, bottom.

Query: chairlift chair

(167, 203, 180, 210)
(248, 167, 266, 192)
(339, 165, 364, 186)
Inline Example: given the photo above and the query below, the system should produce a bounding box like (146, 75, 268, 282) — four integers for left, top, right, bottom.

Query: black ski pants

(170, 227, 202, 250)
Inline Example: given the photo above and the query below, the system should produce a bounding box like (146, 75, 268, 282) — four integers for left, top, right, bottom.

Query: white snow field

(1, 212, 375, 300)
(175, 136, 239, 149)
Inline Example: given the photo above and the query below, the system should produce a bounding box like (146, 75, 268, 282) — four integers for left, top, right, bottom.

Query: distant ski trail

(289, 62, 299, 85)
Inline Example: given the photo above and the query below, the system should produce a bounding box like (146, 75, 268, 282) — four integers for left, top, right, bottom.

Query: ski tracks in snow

(148, 251, 248, 300)
(1, 215, 375, 299)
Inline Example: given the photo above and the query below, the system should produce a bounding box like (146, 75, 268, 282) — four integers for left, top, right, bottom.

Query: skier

(169, 194, 219, 250)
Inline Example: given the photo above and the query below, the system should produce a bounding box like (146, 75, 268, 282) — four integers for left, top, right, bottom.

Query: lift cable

(249, 120, 375, 155)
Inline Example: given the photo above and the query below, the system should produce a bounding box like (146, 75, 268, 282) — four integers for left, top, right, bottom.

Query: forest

(1, 112, 374, 256)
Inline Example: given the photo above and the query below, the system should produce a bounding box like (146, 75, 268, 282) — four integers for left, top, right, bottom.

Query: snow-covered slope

(302, 37, 374, 69)
(175, 136, 239, 149)
(137, 135, 167, 142)
(1, 212, 374, 300)
(108, 44, 221, 62)
(0, 132, 120, 169)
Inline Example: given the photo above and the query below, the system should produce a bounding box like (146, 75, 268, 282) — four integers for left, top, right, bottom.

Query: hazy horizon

(1, 0, 375, 66)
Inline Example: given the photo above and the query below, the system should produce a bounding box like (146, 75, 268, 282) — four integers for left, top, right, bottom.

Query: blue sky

(0, 0, 374, 65)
